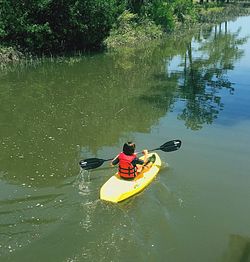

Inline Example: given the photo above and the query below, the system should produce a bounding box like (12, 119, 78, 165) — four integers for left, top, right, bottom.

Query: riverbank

(104, 3, 250, 50)
(197, 3, 250, 24)
(0, 3, 249, 65)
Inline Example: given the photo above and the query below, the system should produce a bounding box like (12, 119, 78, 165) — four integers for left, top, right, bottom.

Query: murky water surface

(1, 16, 250, 262)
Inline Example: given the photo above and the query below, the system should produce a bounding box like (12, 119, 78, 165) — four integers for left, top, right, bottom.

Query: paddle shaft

(79, 139, 181, 170)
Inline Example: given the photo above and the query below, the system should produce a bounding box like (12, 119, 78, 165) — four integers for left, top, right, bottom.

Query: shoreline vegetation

(1, 1, 250, 67)
(105, 2, 250, 50)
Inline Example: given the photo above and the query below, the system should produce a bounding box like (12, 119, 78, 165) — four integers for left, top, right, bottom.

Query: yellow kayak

(100, 152, 161, 203)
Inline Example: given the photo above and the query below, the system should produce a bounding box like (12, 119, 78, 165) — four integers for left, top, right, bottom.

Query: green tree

(0, 0, 120, 53)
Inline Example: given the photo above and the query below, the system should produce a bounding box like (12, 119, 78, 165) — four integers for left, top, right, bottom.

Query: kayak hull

(100, 152, 161, 203)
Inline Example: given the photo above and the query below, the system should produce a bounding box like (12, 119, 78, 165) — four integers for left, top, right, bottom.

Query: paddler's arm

(131, 150, 149, 166)
(110, 155, 119, 167)
(142, 149, 148, 164)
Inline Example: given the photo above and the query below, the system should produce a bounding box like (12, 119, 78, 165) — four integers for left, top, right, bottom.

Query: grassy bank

(104, 3, 250, 50)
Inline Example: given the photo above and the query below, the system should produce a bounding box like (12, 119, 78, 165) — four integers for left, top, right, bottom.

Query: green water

(1, 16, 250, 262)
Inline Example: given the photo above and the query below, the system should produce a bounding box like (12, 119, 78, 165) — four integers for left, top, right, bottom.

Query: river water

(1, 16, 250, 262)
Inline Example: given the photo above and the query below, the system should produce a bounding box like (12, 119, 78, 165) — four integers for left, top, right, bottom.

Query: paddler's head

(123, 142, 135, 155)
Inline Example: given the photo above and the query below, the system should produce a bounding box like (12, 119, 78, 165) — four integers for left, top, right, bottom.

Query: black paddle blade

(79, 158, 106, 170)
(159, 139, 182, 152)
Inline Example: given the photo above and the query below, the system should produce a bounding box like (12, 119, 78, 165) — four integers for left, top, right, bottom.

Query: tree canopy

(0, 0, 246, 54)
(0, 0, 198, 54)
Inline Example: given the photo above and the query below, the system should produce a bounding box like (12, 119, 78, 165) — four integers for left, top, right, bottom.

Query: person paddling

(111, 142, 149, 180)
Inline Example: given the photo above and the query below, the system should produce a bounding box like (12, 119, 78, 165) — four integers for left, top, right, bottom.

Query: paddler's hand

(110, 155, 119, 167)
(142, 149, 148, 155)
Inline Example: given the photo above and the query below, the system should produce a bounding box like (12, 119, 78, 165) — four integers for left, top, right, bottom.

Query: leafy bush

(0, 0, 119, 54)
(173, 0, 196, 24)
(0, 46, 23, 65)
(104, 10, 163, 49)
(142, 1, 176, 31)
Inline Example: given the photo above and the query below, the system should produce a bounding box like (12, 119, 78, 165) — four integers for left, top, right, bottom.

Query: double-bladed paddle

(79, 139, 181, 170)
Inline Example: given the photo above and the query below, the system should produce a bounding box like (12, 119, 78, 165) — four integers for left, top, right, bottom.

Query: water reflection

(222, 234, 250, 262)
(0, 16, 250, 262)
(0, 21, 248, 187)
(144, 22, 248, 130)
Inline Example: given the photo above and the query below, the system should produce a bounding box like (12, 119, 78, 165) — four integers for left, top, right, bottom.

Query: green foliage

(104, 10, 163, 49)
(0, 46, 23, 66)
(142, 1, 176, 31)
(140, 0, 196, 31)
(116, 10, 139, 32)
(0, 0, 246, 55)
(0, 0, 119, 54)
(197, 3, 250, 23)
(173, 0, 197, 24)
(126, 0, 145, 13)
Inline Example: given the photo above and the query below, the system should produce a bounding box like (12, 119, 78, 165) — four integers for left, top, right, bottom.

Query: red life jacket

(118, 152, 137, 178)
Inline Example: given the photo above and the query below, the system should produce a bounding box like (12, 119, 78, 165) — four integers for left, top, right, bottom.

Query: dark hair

(123, 142, 135, 155)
